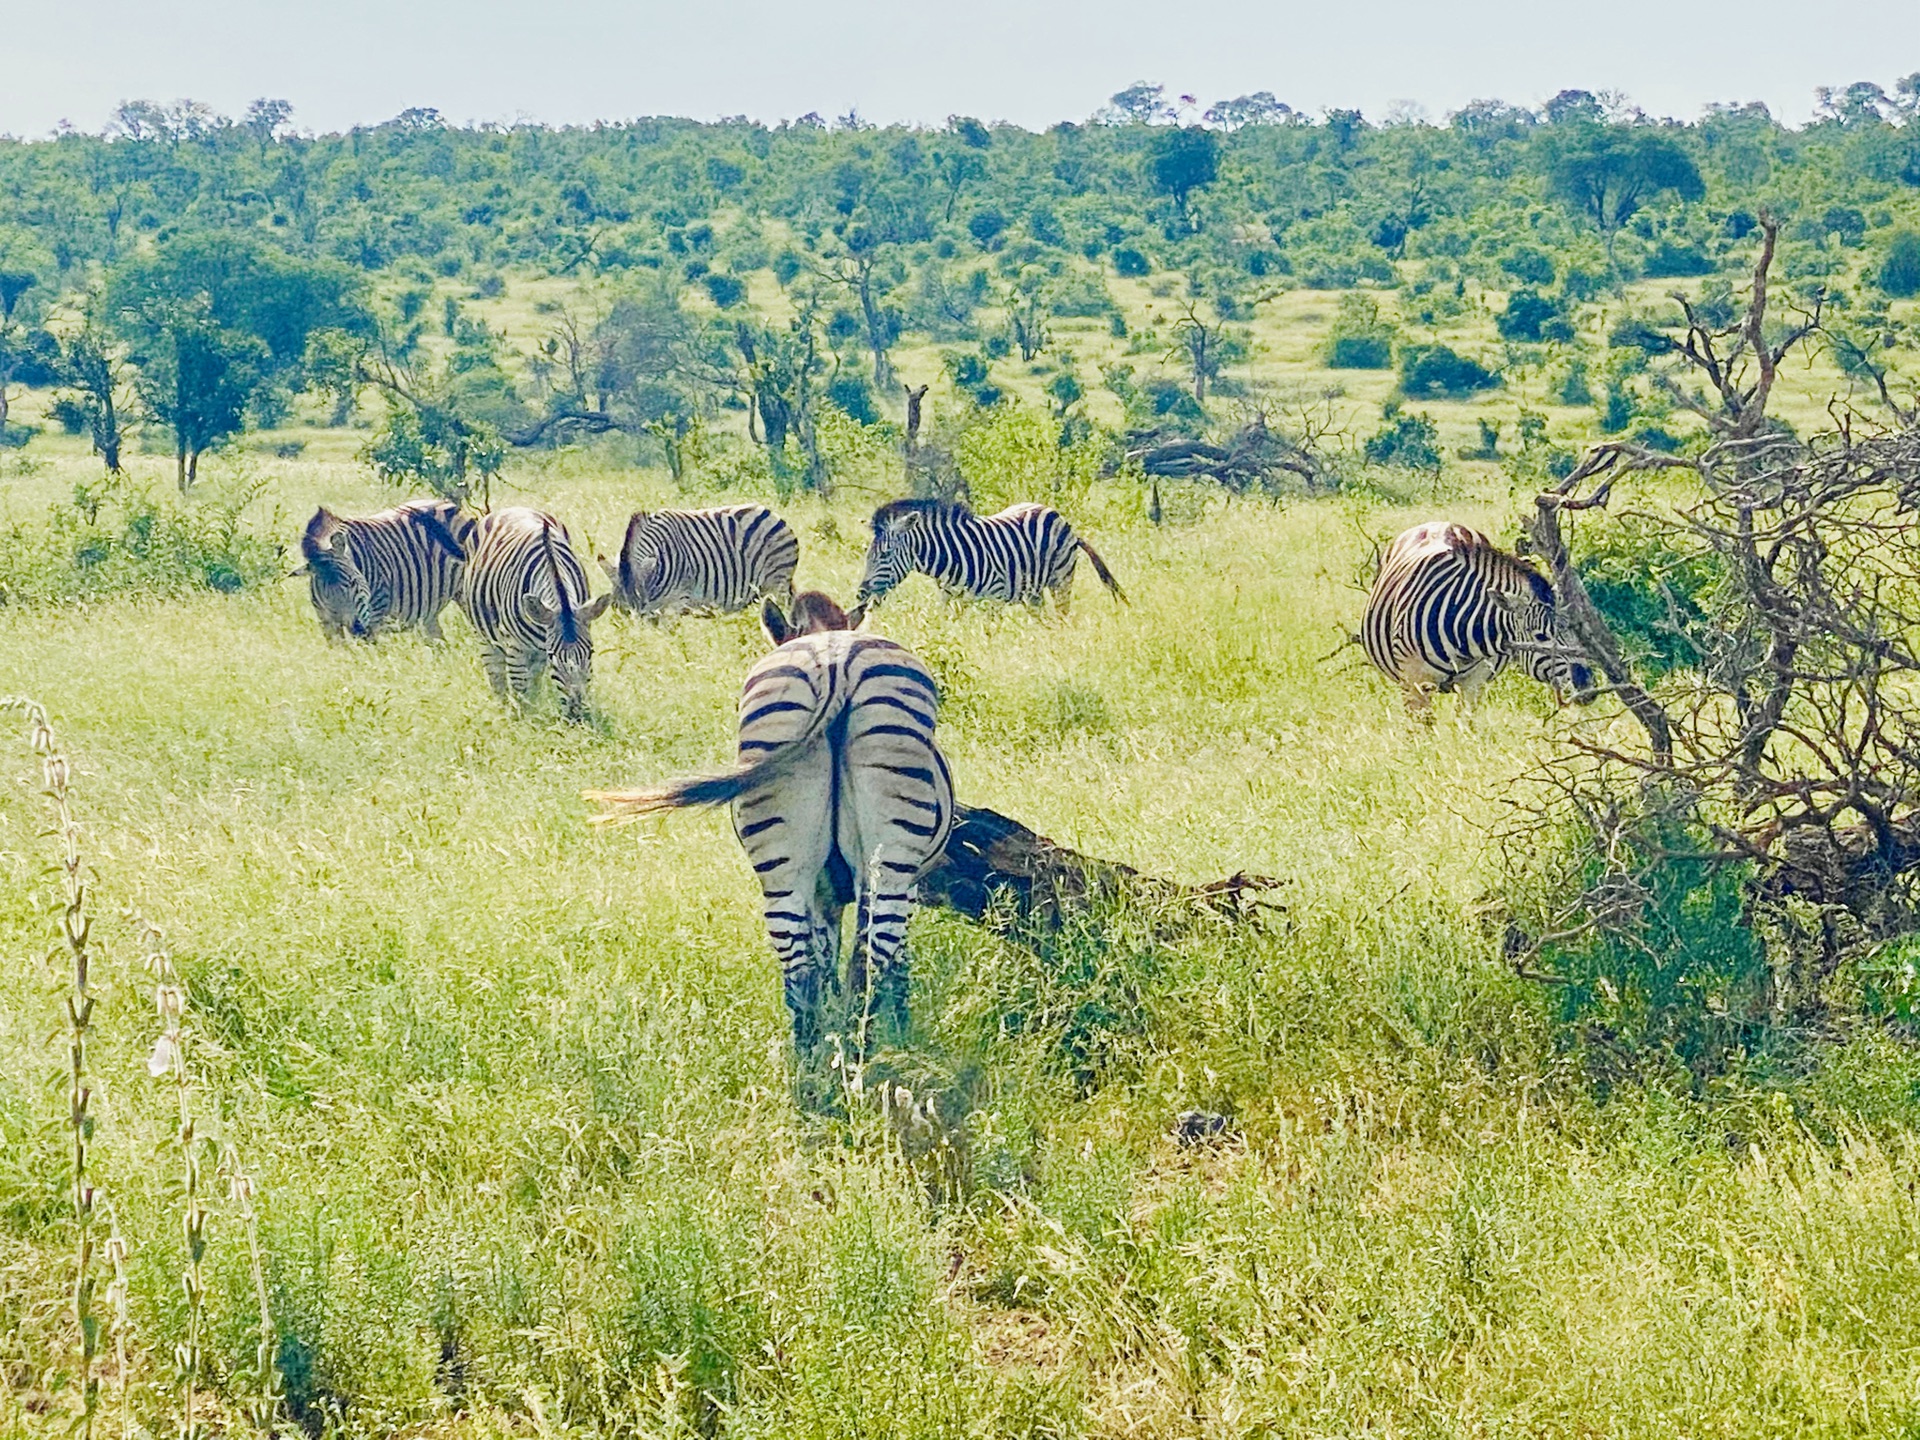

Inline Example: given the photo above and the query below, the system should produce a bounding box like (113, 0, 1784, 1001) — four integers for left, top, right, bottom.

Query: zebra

(1362, 520, 1592, 717)
(457, 507, 612, 720)
(598, 503, 799, 617)
(856, 499, 1127, 609)
(589, 590, 951, 1053)
(298, 499, 472, 641)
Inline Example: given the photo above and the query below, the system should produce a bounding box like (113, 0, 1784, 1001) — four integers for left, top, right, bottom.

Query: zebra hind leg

(764, 895, 837, 1056)
(852, 885, 917, 1052)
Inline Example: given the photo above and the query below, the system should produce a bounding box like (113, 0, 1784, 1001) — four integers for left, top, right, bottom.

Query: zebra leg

(763, 891, 831, 1054)
(422, 608, 445, 644)
(479, 643, 512, 699)
(1455, 661, 1497, 717)
(856, 887, 917, 1047)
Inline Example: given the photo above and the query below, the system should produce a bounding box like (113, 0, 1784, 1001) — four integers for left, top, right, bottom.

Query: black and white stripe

(300, 499, 471, 640)
(590, 597, 952, 1051)
(1362, 520, 1590, 715)
(857, 498, 1127, 607)
(457, 507, 611, 720)
(601, 504, 800, 617)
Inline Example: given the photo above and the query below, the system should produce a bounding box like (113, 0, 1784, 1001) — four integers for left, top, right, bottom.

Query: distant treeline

(2, 79, 1919, 493)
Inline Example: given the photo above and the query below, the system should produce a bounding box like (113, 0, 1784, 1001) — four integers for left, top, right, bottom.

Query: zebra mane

(871, 497, 970, 531)
(1451, 526, 1555, 606)
(540, 519, 580, 642)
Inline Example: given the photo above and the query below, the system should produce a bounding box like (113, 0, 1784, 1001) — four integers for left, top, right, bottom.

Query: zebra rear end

(592, 612, 952, 1053)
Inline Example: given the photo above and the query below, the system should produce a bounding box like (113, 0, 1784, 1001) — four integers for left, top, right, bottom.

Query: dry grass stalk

(3, 694, 102, 1440)
(139, 920, 209, 1440)
(220, 1146, 283, 1431)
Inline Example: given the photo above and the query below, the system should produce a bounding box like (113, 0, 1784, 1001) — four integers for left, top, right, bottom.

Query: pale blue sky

(6, 0, 1917, 137)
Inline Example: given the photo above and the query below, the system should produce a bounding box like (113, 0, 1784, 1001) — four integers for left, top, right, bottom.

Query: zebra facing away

(1362, 520, 1592, 717)
(856, 499, 1127, 609)
(589, 590, 951, 1053)
(298, 499, 471, 641)
(457, 508, 612, 721)
(598, 504, 800, 617)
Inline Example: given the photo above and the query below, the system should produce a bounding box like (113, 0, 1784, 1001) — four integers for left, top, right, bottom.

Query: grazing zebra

(298, 499, 471, 640)
(457, 508, 612, 720)
(599, 503, 799, 617)
(1362, 520, 1592, 717)
(589, 591, 951, 1052)
(856, 499, 1127, 608)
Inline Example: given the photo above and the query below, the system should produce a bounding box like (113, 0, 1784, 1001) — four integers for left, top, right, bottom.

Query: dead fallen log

(921, 803, 1284, 936)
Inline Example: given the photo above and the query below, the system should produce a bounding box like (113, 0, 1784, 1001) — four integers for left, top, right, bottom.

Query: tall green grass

(4, 451, 1920, 1437)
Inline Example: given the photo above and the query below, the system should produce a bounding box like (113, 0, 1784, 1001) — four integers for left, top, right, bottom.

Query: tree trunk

(177, 444, 190, 492)
(920, 803, 1282, 939)
(858, 266, 893, 392)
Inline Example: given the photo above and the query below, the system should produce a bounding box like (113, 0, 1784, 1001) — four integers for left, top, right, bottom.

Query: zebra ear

(844, 601, 869, 631)
(1490, 589, 1525, 616)
(762, 597, 793, 646)
(327, 529, 349, 555)
(579, 592, 612, 624)
(523, 594, 556, 627)
(597, 553, 620, 585)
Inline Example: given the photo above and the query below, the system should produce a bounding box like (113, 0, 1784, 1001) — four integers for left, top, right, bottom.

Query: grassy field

(7, 429, 1920, 1439)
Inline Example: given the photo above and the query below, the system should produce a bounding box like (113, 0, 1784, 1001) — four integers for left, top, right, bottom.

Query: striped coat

(857, 499, 1126, 608)
(1362, 520, 1590, 716)
(602, 504, 799, 616)
(299, 499, 471, 640)
(458, 508, 611, 720)
(591, 594, 952, 1051)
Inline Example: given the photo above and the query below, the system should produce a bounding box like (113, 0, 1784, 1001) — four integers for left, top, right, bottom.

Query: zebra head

(300, 507, 372, 637)
(762, 590, 866, 644)
(1496, 576, 1594, 702)
(525, 588, 613, 719)
(857, 503, 932, 602)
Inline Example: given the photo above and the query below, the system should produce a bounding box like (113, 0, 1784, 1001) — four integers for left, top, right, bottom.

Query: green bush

(1399, 344, 1500, 398)
(1500, 245, 1557, 286)
(1572, 515, 1723, 679)
(1112, 246, 1150, 277)
(1364, 410, 1443, 471)
(1642, 241, 1715, 278)
(1497, 288, 1576, 343)
(1528, 810, 1767, 1080)
(0, 473, 283, 603)
(1879, 229, 1920, 299)
(1322, 293, 1399, 369)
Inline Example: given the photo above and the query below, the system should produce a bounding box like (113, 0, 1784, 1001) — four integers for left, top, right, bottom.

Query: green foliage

(1399, 343, 1500, 397)
(1500, 245, 1557, 286)
(1495, 288, 1575, 343)
(1530, 810, 1767, 1078)
(0, 472, 281, 602)
(1146, 127, 1220, 223)
(1111, 246, 1151, 277)
(1879, 229, 1920, 298)
(1572, 517, 1723, 679)
(1642, 240, 1715, 278)
(1544, 127, 1707, 253)
(1364, 409, 1443, 471)
(1323, 293, 1399, 368)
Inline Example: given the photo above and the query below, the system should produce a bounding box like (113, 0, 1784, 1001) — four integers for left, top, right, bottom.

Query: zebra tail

(1077, 537, 1129, 604)
(586, 698, 836, 825)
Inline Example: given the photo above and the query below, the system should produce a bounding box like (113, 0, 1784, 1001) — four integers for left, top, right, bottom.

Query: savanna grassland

(7, 429, 1920, 1439)
(8, 83, 1920, 1439)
